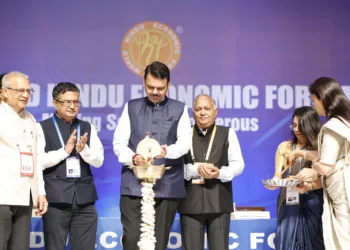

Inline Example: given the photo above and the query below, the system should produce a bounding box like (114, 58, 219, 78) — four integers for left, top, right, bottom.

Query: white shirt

(184, 127, 245, 182)
(0, 102, 45, 206)
(113, 102, 192, 164)
(37, 121, 104, 169)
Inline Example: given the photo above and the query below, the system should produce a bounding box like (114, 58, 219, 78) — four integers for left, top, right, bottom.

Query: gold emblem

(121, 21, 182, 77)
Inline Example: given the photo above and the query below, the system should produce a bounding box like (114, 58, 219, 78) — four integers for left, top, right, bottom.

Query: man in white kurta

(0, 71, 47, 250)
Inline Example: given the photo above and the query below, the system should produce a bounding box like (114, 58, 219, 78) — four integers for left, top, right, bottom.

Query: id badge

(286, 186, 300, 205)
(192, 175, 205, 184)
(192, 162, 205, 184)
(66, 157, 81, 178)
(20, 152, 34, 177)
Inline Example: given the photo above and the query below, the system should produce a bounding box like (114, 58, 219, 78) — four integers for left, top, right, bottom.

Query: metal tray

(262, 178, 302, 187)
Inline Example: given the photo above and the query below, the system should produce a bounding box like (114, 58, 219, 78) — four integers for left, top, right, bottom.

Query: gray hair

(2, 71, 29, 88)
(193, 94, 217, 110)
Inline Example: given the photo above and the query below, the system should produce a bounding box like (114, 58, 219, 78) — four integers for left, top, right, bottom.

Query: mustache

(151, 93, 161, 97)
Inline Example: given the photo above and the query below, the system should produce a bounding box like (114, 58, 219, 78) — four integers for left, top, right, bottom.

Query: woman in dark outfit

(265, 106, 324, 250)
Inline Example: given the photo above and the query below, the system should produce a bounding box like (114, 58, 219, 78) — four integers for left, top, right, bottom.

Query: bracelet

(303, 150, 307, 160)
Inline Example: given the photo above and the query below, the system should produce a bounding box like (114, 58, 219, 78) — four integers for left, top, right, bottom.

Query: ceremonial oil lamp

(128, 133, 170, 250)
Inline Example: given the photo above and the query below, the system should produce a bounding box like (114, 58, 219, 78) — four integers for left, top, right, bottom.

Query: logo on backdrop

(121, 21, 182, 77)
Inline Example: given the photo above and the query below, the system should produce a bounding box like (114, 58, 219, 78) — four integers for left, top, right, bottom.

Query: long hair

(309, 77, 350, 123)
(291, 106, 322, 150)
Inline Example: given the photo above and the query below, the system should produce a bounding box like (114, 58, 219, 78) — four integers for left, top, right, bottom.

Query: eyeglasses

(55, 100, 81, 107)
(6, 87, 34, 95)
(289, 124, 299, 131)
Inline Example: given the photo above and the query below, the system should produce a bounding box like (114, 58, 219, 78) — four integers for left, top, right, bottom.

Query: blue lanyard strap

(52, 116, 80, 148)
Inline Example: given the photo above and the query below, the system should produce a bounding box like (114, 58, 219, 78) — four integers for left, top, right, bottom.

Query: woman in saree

(288, 77, 350, 249)
(265, 106, 324, 250)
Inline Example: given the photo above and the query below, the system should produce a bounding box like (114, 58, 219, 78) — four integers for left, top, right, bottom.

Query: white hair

(2, 71, 29, 88)
(193, 94, 217, 110)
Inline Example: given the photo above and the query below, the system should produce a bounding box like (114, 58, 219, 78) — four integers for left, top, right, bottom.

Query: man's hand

(133, 155, 147, 166)
(197, 163, 219, 179)
(207, 166, 219, 179)
(154, 145, 167, 159)
(76, 132, 88, 153)
(35, 195, 48, 216)
(65, 129, 77, 154)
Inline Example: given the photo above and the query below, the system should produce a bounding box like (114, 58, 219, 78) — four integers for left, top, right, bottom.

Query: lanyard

(52, 116, 80, 148)
(190, 125, 217, 162)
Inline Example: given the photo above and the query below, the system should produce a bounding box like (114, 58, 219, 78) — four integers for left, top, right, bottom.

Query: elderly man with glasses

(0, 71, 47, 250)
(36, 82, 104, 250)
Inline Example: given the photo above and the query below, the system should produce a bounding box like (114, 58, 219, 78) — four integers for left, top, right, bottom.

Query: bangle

(303, 150, 307, 160)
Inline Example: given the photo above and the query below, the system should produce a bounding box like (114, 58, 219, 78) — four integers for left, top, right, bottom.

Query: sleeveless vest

(178, 124, 233, 214)
(121, 96, 186, 198)
(40, 114, 97, 204)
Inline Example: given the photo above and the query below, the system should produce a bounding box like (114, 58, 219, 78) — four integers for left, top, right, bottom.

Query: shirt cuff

(60, 147, 70, 159)
(38, 189, 46, 196)
(188, 163, 199, 177)
(79, 144, 91, 158)
(217, 169, 225, 180)
(164, 145, 172, 159)
(126, 151, 136, 165)
(38, 180, 46, 195)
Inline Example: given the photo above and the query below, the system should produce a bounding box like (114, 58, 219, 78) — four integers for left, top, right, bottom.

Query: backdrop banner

(30, 218, 278, 250)
(1, 0, 350, 238)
